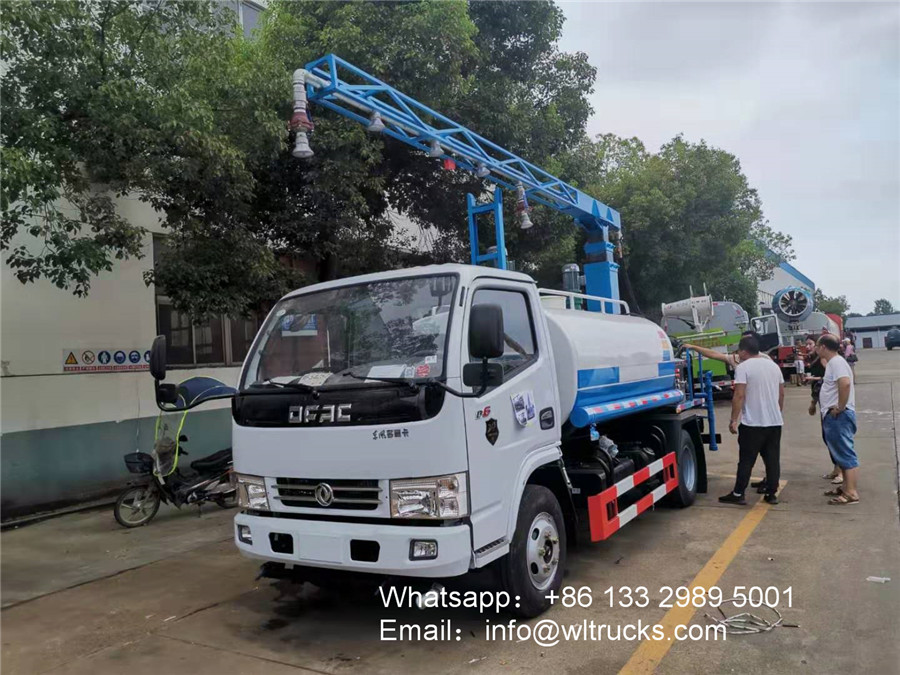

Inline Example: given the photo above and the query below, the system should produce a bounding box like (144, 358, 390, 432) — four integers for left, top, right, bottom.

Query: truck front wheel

(500, 485, 567, 618)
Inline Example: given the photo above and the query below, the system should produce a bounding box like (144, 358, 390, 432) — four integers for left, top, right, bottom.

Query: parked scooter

(114, 377, 237, 528)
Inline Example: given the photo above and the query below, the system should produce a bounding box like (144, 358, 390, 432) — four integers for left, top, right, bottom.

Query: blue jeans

(823, 409, 858, 469)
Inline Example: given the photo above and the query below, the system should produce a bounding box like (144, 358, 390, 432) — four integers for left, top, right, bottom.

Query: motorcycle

(114, 377, 237, 528)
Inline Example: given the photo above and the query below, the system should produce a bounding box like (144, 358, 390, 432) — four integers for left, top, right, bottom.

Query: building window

(231, 315, 260, 362)
(194, 316, 226, 364)
(155, 296, 259, 368)
(219, 0, 263, 37)
(153, 236, 262, 368)
(156, 300, 194, 366)
(240, 1, 262, 38)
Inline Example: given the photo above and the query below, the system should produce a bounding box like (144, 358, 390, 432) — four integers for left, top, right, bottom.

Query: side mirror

(469, 304, 504, 359)
(149, 335, 166, 381)
(462, 362, 504, 389)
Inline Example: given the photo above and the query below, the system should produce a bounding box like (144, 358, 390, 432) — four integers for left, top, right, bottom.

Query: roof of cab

(281, 263, 535, 300)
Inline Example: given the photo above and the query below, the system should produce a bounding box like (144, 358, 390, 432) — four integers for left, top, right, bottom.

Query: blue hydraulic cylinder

(467, 189, 506, 270)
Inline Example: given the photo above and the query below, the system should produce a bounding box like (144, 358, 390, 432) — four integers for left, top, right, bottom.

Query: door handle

(539, 407, 555, 429)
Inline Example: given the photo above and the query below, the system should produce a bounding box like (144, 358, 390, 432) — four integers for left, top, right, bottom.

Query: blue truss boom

(296, 54, 621, 233)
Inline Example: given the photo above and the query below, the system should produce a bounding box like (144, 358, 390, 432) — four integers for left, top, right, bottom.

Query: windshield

(240, 274, 457, 391)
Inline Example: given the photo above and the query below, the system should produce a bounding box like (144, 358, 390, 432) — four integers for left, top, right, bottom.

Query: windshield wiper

(341, 371, 482, 398)
(342, 371, 420, 391)
(248, 380, 321, 398)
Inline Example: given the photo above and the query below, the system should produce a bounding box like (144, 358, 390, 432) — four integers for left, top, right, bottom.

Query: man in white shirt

(816, 334, 859, 504)
(719, 335, 785, 505)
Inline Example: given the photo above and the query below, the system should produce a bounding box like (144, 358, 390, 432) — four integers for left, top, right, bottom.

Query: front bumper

(234, 512, 472, 578)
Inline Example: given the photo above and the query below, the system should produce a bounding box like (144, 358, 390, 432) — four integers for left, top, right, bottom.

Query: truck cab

(230, 265, 569, 612)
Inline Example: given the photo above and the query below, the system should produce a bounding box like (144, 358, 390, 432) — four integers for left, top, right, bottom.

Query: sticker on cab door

(485, 418, 499, 445)
(510, 390, 536, 427)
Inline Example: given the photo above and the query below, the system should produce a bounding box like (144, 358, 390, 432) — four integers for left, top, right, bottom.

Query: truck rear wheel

(666, 430, 699, 508)
(500, 485, 566, 618)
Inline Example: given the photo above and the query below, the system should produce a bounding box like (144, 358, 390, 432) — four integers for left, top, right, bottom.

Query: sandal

(824, 487, 843, 496)
(831, 476, 844, 485)
(821, 472, 839, 480)
(828, 494, 859, 505)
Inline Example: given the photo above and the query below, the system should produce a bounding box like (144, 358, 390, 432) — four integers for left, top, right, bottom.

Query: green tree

(3, 0, 598, 316)
(870, 298, 896, 315)
(1, 0, 289, 303)
(155, 0, 599, 312)
(587, 135, 792, 316)
(814, 289, 851, 318)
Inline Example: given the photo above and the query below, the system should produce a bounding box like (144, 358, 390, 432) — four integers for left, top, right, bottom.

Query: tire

(114, 485, 161, 527)
(665, 430, 699, 508)
(499, 485, 567, 618)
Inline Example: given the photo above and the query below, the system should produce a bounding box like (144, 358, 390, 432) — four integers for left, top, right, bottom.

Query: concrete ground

(2, 350, 898, 674)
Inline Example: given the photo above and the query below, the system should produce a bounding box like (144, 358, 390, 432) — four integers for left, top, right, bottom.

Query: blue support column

(583, 230, 619, 312)
(467, 189, 506, 269)
(703, 369, 719, 451)
(467, 193, 479, 266)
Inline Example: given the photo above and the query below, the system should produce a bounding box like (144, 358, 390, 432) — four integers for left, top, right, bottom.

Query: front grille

(273, 478, 381, 511)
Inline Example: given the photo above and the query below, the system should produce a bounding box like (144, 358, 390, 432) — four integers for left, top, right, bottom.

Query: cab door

(461, 282, 560, 556)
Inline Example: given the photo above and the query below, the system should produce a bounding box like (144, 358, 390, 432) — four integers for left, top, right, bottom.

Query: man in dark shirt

(805, 335, 825, 411)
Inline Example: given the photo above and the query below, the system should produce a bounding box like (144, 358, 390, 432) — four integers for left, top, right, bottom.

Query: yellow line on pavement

(618, 481, 786, 675)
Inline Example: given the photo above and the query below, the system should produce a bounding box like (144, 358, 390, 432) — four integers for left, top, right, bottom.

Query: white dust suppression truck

(147, 55, 719, 618)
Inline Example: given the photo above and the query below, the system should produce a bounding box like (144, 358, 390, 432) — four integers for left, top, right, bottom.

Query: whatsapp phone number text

(548, 585, 793, 609)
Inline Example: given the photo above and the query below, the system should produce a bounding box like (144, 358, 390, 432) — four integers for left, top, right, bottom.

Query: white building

(0, 1, 266, 519)
(0, 198, 251, 518)
(845, 314, 900, 349)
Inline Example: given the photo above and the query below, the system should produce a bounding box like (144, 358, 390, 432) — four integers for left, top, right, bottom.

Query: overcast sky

(558, 1, 900, 314)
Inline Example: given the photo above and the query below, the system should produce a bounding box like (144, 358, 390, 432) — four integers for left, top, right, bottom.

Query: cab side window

(470, 289, 537, 377)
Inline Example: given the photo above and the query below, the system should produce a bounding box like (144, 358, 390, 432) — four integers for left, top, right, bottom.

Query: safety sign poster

(63, 348, 151, 373)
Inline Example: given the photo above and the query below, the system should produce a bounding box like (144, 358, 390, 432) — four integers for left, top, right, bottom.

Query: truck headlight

(390, 473, 468, 519)
(235, 473, 269, 510)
